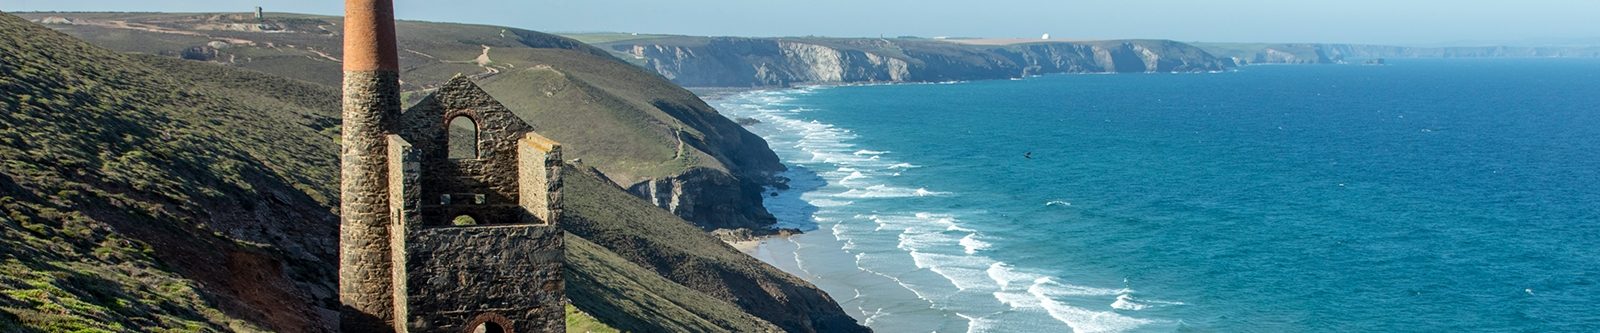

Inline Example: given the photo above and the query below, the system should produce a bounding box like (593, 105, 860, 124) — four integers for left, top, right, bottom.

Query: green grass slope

(565, 304, 622, 333)
(559, 164, 869, 333)
(565, 234, 779, 332)
(18, 11, 785, 231)
(1, 11, 339, 331)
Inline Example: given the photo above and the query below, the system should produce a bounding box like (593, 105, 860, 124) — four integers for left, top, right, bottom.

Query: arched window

(451, 215, 477, 226)
(472, 322, 506, 333)
(448, 116, 478, 159)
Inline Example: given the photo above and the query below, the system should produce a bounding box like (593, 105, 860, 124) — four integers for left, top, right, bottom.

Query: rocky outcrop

(626, 98, 787, 232)
(1198, 43, 1600, 65)
(608, 37, 1232, 87)
(628, 167, 776, 231)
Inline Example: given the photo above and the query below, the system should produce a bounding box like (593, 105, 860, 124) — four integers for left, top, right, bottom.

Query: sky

(6, 0, 1599, 45)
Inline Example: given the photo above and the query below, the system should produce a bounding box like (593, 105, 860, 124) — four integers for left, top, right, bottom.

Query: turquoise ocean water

(712, 59, 1600, 332)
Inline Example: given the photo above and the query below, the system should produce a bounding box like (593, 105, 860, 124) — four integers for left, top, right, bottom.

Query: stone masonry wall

(339, 70, 400, 331)
(397, 76, 540, 226)
(395, 225, 564, 333)
(518, 133, 562, 224)
(386, 135, 420, 331)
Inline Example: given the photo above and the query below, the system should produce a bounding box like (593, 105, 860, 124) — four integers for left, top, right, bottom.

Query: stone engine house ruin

(338, 0, 565, 332)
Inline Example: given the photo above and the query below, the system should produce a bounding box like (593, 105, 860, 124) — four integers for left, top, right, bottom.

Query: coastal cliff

(6, 11, 861, 331)
(601, 37, 1232, 87)
(1197, 43, 1600, 65)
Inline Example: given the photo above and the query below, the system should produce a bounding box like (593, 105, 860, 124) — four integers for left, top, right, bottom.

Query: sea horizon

(712, 58, 1600, 332)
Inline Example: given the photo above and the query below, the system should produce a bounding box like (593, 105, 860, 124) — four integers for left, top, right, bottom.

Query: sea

(709, 59, 1600, 333)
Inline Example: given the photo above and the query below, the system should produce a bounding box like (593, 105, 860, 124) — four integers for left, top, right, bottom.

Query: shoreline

(697, 81, 1180, 332)
(724, 235, 780, 256)
(701, 86, 979, 332)
(706, 58, 1600, 333)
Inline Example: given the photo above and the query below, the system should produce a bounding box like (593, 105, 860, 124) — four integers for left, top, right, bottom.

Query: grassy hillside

(565, 234, 779, 332)
(564, 304, 622, 333)
(559, 164, 867, 332)
(2, 11, 864, 332)
(17, 12, 775, 182)
(1, 11, 339, 331)
(18, 11, 786, 232)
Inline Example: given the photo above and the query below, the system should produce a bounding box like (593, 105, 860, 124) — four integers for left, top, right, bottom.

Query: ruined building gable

(382, 74, 566, 332)
(393, 75, 551, 227)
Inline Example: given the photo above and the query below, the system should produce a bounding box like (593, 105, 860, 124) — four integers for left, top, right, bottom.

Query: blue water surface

(715, 59, 1600, 332)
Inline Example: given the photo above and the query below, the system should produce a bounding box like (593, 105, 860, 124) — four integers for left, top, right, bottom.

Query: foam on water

(715, 61, 1600, 332)
(716, 87, 1164, 331)
(835, 184, 948, 198)
(1110, 293, 1185, 311)
(716, 88, 1164, 333)
(960, 233, 992, 254)
(887, 163, 920, 169)
(841, 171, 869, 183)
(809, 199, 854, 207)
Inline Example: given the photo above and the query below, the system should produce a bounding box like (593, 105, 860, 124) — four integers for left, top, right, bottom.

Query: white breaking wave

(1110, 294, 1147, 311)
(960, 234, 992, 254)
(841, 171, 869, 183)
(714, 88, 1168, 333)
(1111, 292, 1187, 311)
(809, 199, 855, 207)
(836, 185, 949, 198)
(887, 163, 920, 169)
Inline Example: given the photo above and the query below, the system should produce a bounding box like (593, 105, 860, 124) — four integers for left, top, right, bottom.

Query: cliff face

(1197, 43, 1600, 65)
(628, 167, 776, 231)
(610, 37, 1232, 87)
(625, 38, 913, 87)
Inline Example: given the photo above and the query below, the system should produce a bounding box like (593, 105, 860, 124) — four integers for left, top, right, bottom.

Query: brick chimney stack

(338, 0, 401, 331)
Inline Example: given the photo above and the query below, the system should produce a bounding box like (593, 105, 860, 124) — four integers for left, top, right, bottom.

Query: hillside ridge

(16, 11, 790, 235)
(1, 11, 865, 332)
(588, 35, 1232, 87)
(578, 34, 1600, 87)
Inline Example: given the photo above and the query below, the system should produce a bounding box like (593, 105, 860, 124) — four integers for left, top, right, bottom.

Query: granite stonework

(394, 77, 554, 227)
(340, 69, 401, 332)
(339, 0, 564, 330)
(390, 226, 564, 332)
(373, 77, 566, 333)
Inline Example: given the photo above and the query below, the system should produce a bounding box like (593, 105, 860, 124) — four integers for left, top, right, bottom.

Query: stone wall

(518, 133, 562, 224)
(339, 69, 401, 332)
(386, 135, 420, 331)
(396, 76, 541, 226)
(385, 76, 566, 332)
(392, 225, 564, 333)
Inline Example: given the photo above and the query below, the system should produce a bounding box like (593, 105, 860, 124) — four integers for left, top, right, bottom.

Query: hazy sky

(6, 0, 1598, 45)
